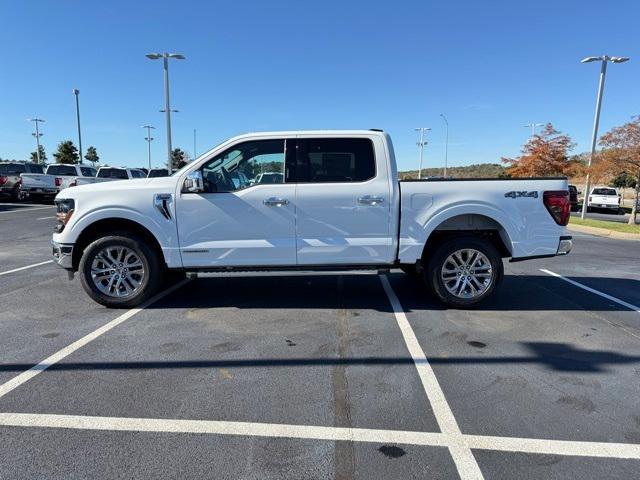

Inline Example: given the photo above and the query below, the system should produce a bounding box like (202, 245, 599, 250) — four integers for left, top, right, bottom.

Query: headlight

(54, 198, 75, 233)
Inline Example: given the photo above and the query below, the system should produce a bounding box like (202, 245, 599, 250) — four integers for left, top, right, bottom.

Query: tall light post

(524, 122, 544, 140)
(193, 128, 197, 159)
(142, 125, 155, 170)
(146, 52, 185, 171)
(28, 118, 45, 164)
(73, 89, 83, 164)
(439, 114, 449, 177)
(580, 55, 630, 220)
(415, 127, 431, 179)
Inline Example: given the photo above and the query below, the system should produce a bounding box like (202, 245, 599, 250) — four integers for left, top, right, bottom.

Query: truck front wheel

(425, 236, 503, 309)
(79, 233, 162, 308)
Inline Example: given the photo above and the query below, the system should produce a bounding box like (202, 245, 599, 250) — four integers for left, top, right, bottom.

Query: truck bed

(398, 177, 569, 262)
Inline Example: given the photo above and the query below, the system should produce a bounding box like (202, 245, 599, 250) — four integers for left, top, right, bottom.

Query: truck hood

(56, 176, 177, 198)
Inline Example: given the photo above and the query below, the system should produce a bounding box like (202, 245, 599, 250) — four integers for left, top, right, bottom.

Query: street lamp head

(581, 56, 603, 63)
(146, 53, 162, 60)
(610, 56, 630, 63)
(168, 53, 185, 60)
(73, 88, 80, 95)
(142, 125, 156, 129)
(27, 118, 45, 122)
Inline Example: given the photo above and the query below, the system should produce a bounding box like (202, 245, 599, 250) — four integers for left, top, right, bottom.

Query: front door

(176, 138, 297, 268)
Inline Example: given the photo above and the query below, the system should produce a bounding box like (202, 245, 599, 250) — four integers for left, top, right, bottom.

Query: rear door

(176, 137, 298, 267)
(294, 135, 394, 265)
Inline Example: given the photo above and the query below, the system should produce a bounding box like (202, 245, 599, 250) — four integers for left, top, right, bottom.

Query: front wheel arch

(72, 218, 165, 272)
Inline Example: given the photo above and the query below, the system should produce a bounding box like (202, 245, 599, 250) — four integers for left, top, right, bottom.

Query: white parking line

(0, 206, 53, 214)
(380, 275, 484, 480)
(1, 413, 639, 460)
(37, 216, 55, 220)
(0, 260, 53, 276)
(0, 279, 190, 400)
(541, 268, 640, 314)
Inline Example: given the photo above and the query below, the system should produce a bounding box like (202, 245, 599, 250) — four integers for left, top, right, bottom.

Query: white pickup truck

(586, 186, 620, 213)
(52, 130, 572, 308)
(20, 164, 98, 200)
(74, 166, 147, 186)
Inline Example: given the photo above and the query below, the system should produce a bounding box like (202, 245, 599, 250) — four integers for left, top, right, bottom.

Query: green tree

(30, 145, 47, 163)
(84, 146, 99, 165)
(53, 140, 80, 164)
(170, 148, 189, 170)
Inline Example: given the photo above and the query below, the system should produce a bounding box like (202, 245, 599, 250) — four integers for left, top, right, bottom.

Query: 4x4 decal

(504, 191, 538, 199)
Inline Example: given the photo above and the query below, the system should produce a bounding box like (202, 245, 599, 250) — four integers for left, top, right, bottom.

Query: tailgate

(20, 173, 57, 188)
(590, 195, 618, 205)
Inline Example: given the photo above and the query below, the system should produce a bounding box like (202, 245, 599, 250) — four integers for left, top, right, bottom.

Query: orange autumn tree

(502, 123, 576, 177)
(599, 116, 640, 225)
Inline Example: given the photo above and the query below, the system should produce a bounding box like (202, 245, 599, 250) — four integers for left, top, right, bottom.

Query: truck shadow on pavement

(148, 271, 640, 312)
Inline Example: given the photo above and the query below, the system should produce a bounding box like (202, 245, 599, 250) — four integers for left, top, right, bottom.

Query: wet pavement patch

(378, 445, 406, 458)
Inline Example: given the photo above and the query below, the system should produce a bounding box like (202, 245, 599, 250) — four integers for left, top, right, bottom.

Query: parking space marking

(0, 206, 53, 214)
(36, 216, 55, 220)
(0, 279, 190, 400)
(0, 260, 53, 276)
(1, 413, 639, 461)
(541, 268, 640, 314)
(380, 275, 484, 480)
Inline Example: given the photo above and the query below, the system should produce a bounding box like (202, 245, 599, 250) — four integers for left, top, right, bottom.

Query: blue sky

(1, 0, 639, 171)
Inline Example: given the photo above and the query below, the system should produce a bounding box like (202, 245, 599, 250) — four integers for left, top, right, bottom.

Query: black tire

(425, 236, 503, 309)
(79, 233, 163, 308)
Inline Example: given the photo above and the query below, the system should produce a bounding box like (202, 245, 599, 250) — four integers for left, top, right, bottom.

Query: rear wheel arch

(420, 213, 512, 261)
(72, 218, 165, 272)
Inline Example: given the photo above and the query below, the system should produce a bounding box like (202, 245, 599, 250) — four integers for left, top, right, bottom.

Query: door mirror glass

(183, 170, 204, 193)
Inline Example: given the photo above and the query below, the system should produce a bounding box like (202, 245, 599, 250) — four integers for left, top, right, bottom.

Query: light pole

(415, 127, 431, 179)
(28, 118, 45, 164)
(146, 52, 185, 171)
(73, 89, 83, 164)
(440, 114, 449, 177)
(142, 125, 155, 170)
(524, 122, 544, 140)
(193, 128, 197, 159)
(580, 55, 630, 220)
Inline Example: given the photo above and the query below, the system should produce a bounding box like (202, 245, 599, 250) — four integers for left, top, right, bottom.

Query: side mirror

(183, 170, 204, 193)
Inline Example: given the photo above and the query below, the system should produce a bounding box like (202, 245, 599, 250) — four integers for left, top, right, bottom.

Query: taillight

(55, 177, 62, 187)
(0, 176, 6, 186)
(543, 190, 570, 226)
(588, 196, 592, 203)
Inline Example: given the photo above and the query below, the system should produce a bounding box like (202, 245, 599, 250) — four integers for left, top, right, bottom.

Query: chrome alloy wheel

(90, 246, 145, 298)
(440, 248, 493, 299)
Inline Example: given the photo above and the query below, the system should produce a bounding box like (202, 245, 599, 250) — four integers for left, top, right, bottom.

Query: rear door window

(80, 167, 97, 177)
(296, 138, 375, 183)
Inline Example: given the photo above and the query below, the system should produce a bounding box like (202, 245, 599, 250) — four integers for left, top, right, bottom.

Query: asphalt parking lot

(1, 202, 639, 479)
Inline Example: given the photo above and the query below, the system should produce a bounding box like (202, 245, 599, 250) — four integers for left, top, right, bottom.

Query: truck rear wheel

(425, 236, 503, 309)
(79, 233, 162, 308)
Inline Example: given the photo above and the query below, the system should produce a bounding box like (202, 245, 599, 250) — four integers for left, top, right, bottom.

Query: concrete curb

(568, 224, 640, 241)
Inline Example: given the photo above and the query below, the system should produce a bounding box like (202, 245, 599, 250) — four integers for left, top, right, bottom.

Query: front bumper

(52, 240, 74, 269)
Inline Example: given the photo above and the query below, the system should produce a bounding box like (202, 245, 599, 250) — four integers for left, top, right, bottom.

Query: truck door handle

(263, 197, 289, 206)
(358, 195, 384, 205)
